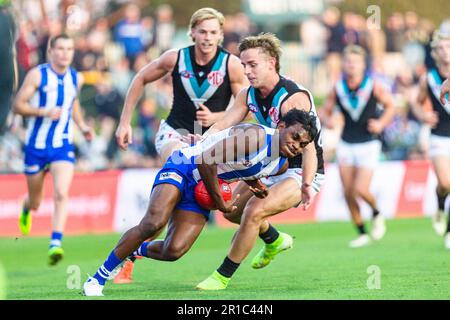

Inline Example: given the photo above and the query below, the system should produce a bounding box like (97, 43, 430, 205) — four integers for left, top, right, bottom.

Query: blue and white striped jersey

(25, 63, 78, 149)
(179, 124, 287, 183)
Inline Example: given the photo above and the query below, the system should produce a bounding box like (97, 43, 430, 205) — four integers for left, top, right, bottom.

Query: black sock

(437, 191, 448, 212)
(129, 256, 137, 262)
(217, 256, 240, 278)
(356, 223, 367, 235)
(372, 209, 380, 218)
(259, 224, 280, 244)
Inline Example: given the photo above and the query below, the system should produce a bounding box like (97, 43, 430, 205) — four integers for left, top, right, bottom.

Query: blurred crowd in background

(1, 0, 449, 173)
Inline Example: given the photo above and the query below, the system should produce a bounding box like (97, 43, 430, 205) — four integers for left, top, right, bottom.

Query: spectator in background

(16, 20, 39, 84)
(322, 6, 346, 84)
(113, 3, 144, 67)
(152, 4, 175, 54)
(300, 15, 327, 90)
(0, 0, 17, 134)
(383, 67, 423, 160)
(223, 15, 240, 56)
(385, 12, 406, 52)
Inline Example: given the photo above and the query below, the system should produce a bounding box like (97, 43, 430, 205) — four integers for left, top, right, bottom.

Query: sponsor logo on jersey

(248, 103, 259, 113)
(180, 70, 195, 79)
(159, 171, 183, 184)
(68, 151, 75, 158)
(207, 71, 224, 87)
(269, 107, 280, 123)
(221, 184, 231, 193)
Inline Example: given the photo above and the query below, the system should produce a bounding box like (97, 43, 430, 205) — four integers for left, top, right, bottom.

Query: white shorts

(260, 168, 325, 206)
(336, 140, 381, 169)
(429, 134, 450, 158)
(154, 120, 189, 155)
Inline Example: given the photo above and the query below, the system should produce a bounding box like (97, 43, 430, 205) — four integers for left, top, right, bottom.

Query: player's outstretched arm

(116, 49, 177, 150)
(202, 88, 250, 138)
(318, 88, 337, 129)
(411, 75, 439, 127)
(72, 73, 94, 141)
(197, 125, 265, 211)
(368, 81, 396, 135)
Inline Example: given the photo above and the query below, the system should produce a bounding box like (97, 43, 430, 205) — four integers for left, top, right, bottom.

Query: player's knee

(138, 219, 165, 239)
(242, 202, 265, 226)
(343, 189, 355, 200)
(162, 243, 187, 261)
(355, 187, 369, 199)
(53, 190, 69, 203)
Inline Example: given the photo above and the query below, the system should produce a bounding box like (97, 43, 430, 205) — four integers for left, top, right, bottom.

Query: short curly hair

(279, 109, 318, 143)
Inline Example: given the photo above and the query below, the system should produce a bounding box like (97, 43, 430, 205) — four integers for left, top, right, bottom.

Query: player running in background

(13, 34, 94, 265)
(195, 33, 324, 290)
(411, 31, 450, 247)
(83, 109, 318, 296)
(113, 7, 248, 283)
(319, 45, 395, 248)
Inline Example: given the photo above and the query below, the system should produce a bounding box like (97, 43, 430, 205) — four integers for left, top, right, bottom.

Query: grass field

(1, 217, 449, 300)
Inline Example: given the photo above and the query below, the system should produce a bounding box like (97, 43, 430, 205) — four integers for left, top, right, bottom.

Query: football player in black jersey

(320, 45, 395, 248)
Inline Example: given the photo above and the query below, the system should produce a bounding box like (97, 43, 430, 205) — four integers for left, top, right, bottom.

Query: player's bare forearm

(203, 89, 249, 138)
(197, 163, 224, 207)
(374, 82, 395, 128)
(120, 75, 145, 124)
(72, 99, 88, 130)
(301, 143, 317, 185)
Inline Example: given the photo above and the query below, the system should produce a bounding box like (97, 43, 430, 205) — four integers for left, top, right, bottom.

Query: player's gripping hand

(217, 193, 240, 214)
(246, 179, 269, 199)
(196, 104, 218, 127)
(116, 123, 133, 150)
(422, 111, 439, 128)
(44, 108, 62, 120)
(300, 183, 313, 211)
(367, 119, 384, 135)
(81, 125, 95, 142)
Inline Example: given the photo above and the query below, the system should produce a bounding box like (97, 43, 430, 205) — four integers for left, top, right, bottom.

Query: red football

(194, 179, 232, 210)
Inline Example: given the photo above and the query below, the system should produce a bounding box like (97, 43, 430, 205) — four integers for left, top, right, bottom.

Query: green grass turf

(1, 217, 449, 300)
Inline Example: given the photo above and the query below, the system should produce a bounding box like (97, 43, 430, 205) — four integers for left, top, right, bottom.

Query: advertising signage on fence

(242, 0, 325, 24)
(0, 161, 439, 236)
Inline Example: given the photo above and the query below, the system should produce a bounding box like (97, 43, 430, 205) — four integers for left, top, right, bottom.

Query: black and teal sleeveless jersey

(335, 74, 381, 143)
(246, 76, 324, 174)
(426, 68, 450, 137)
(166, 45, 233, 134)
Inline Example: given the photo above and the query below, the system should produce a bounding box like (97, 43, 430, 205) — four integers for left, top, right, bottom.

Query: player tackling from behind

(411, 31, 450, 247)
(195, 33, 325, 290)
